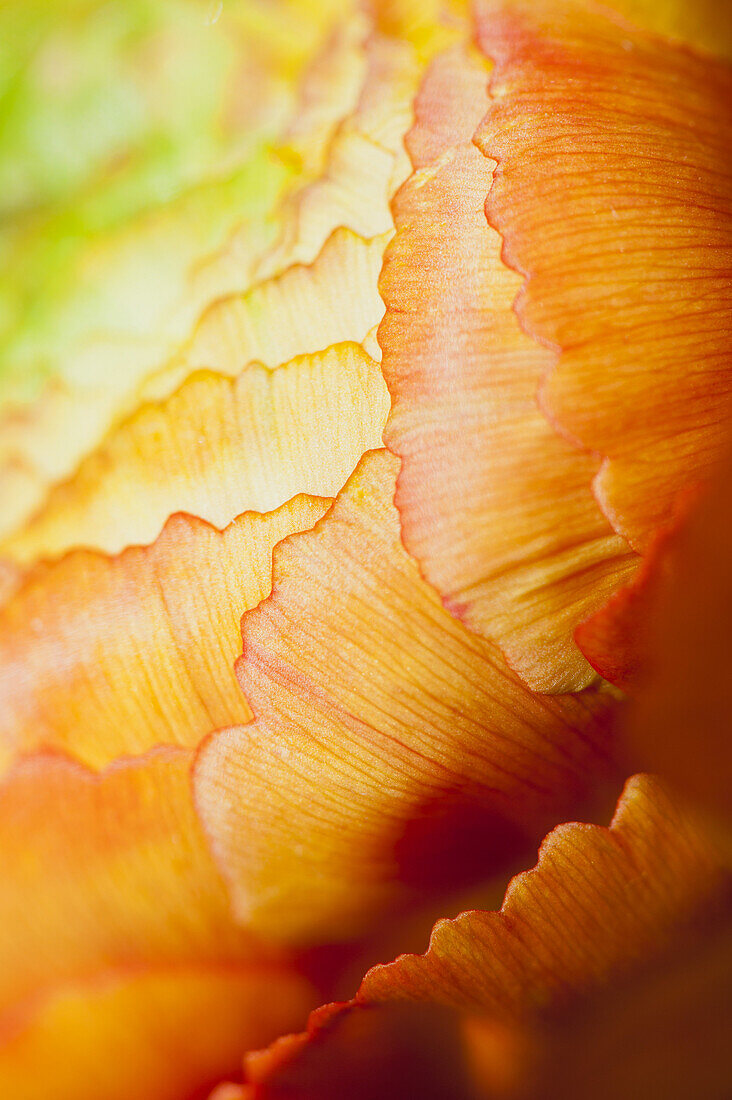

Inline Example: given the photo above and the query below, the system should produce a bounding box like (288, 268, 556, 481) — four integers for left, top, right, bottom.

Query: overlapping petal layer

(152, 228, 389, 397)
(0, 746, 317, 1097)
(361, 774, 724, 1012)
(2, 342, 387, 562)
(0, 748, 263, 1015)
(244, 774, 729, 1097)
(0, 2, 379, 546)
(0, 0, 315, 537)
(474, 0, 732, 555)
(255, 32, 421, 281)
(379, 45, 635, 693)
(195, 450, 619, 944)
(0, 495, 329, 770)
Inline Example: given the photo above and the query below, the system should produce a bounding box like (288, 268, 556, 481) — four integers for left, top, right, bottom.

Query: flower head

(0, 0, 730, 1096)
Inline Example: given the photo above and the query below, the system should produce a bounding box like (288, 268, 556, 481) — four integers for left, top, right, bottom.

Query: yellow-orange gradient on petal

(159, 228, 390, 392)
(195, 450, 620, 945)
(0, 748, 316, 1099)
(474, 0, 732, 555)
(244, 774, 730, 1098)
(0, 495, 329, 771)
(2, 342, 388, 563)
(379, 44, 635, 694)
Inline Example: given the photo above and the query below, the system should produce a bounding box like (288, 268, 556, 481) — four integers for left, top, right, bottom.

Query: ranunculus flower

(0, 0, 730, 1097)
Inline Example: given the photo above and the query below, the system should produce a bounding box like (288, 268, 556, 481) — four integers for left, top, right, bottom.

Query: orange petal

(195, 449, 619, 945)
(0, 749, 265, 1017)
(473, 0, 732, 555)
(0, 560, 20, 606)
(626, 451, 732, 833)
(0, 495, 329, 770)
(575, 501, 702, 694)
(245, 1001, 482, 1100)
(2, 342, 388, 563)
(0, 963, 314, 1100)
(361, 774, 724, 1014)
(604, 0, 732, 57)
(380, 44, 635, 692)
(520, 902, 732, 1100)
(244, 773, 729, 1097)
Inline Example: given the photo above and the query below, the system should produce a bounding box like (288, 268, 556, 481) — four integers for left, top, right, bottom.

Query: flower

(0, 0, 730, 1097)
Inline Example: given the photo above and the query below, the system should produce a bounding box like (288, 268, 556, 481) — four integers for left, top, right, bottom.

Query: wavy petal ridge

(0, 3, 372, 544)
(242, 773, 729, 1097)
(379, 43, 636, 692)
(195, 449, 618, 944)
(2, 342, 387, 562)
(473, 0, 732, 555)
(0, 495, 330, 771)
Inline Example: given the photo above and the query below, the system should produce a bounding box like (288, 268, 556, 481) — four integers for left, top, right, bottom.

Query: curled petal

(195, 449, 619, 944)
(2, 342, 388, 562)
(474, 0, 732, 554)
(380, 44, 635, 693)
(0, 495, 329, 770)
(245, 774, 729, 1096)
(361, 774, 724, 1013)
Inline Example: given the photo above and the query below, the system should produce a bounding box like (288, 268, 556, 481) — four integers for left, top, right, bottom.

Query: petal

(474, 0, 732, 555)
(0, 4, 368, 543)
(245, 1001, 481, 1100)
(152, 227, 390, 397)
(243, 773, 729, 1097)
(0, 964, 314, 1100)
(626, 452, 732, 832)
(575, 517, 688, 693)
(195, 449, 619, 945)
(521, 902, 732, 1100)
(2, 342, 388, 562)
(0, 495, 329, 770)
(0, 560, 20, 606)
(379, 44, 636, 694)
(255, 32, 422, 281)
(0, 749, 264, 1016)
(361, 774, 724, 1013)
(603, 0, 732, 57)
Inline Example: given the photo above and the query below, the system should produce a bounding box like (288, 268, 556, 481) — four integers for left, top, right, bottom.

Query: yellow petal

(0, 495, 329, 770)
(3, 342, 388, 563)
